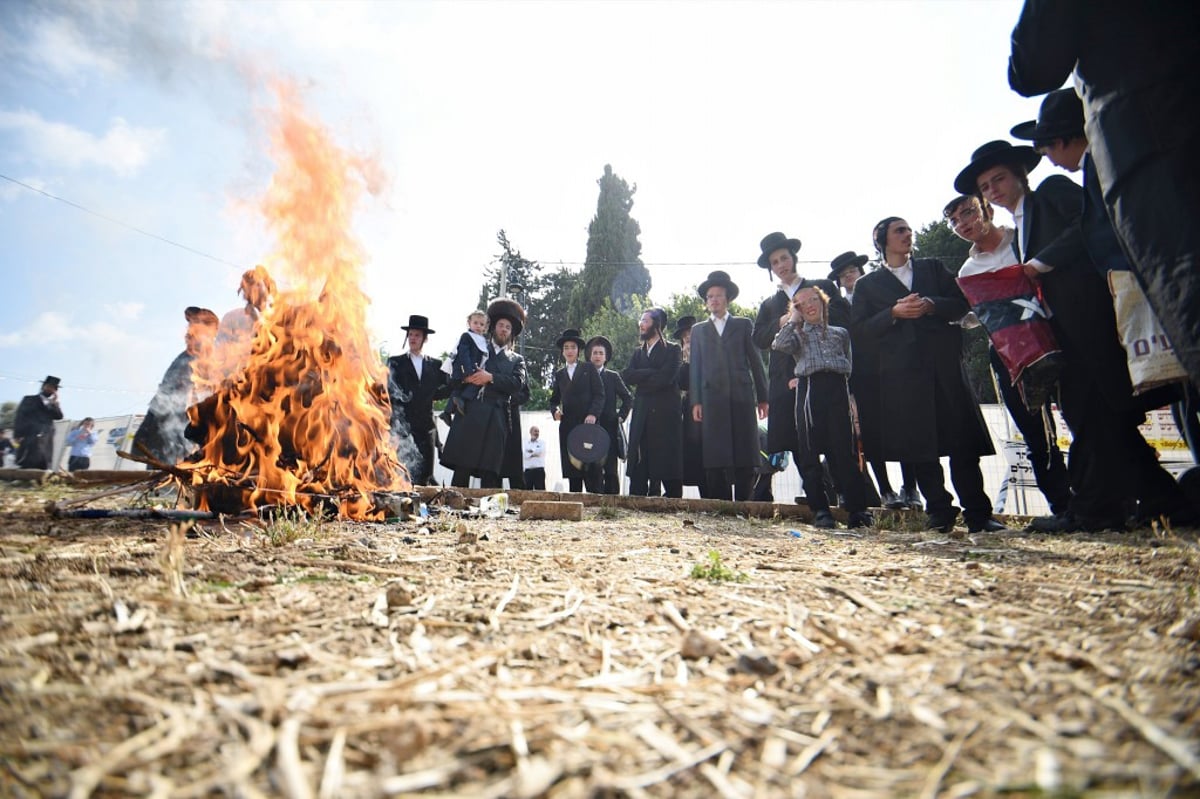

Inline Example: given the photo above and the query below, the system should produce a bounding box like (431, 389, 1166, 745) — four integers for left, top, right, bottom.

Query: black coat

(689, 315, 768, 469)
(622, 340, 683, 482)
(440, 346, 527, 476)
(753, 279, 849, 454)
(677, 361, 704, 487)
(387, 353, 448, 434)
(132, 351, 196, 466)
(850, 259, 994, 462)
(596, 368, 632, 459)
(549, 361, 605, 477)
(14, 392, 63, 469)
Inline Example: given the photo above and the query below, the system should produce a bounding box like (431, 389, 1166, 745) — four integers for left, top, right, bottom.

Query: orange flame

(187, 82, 408, 520)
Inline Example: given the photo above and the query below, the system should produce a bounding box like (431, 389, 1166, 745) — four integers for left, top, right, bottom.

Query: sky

(0, 0, 1072, 420)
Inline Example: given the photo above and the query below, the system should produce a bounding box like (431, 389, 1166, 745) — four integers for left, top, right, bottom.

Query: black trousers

(452, 468, 502, 489)
(630, 473, 681, 498)
(523, 467, 545, 490)
(991, 348, 1072, 514)
(705, 467, 753, 501)
(794, 373, 867, 514)
(67, 455, 90, 471)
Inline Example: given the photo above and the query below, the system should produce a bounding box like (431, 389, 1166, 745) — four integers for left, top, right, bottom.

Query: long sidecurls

(872, 217, 904, 257)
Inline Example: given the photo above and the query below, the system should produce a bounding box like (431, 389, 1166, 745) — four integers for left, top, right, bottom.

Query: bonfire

(183, 84, 409, 521)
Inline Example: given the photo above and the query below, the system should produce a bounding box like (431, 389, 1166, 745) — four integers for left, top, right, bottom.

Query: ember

(186, 83, 407, 520)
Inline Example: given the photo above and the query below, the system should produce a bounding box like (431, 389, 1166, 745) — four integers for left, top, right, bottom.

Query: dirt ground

(1, 477, 1198, 799)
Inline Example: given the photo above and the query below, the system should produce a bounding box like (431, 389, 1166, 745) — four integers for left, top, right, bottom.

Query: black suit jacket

(387, 353, 449, 434)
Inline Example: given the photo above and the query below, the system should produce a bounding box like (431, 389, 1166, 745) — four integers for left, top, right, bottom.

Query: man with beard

(622, 307, 683, 497)
(14, 375, 63, 469)
(440, 297, 528, 489)
(387, 314, 449, 486)
(587, 335, 632, 495)
(691, 270, 769, 501)
(132, 307, 219, 467)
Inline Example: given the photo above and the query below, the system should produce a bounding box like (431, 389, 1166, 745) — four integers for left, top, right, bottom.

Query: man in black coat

(387, 314, 449, 486)
(440, 298, 528, 489)
(587, 335, 632, 495)
(1008, 0, 1200, 388)
(851, 218, 1004, 534)
(549, 328, 605, 493)
(691, 271, 769, 502)
(622, 307, 683, 497)
(14, 375, 63, 469)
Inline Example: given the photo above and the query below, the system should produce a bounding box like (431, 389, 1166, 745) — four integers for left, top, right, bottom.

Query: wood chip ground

(1, 480, 1198, 798)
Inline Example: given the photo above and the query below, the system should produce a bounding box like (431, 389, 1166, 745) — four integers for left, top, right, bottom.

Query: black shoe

(812, 510, 836, 529)
(927, 512, 957, 533)
(881, 490, 904, 510)
(847, 511, 874, 529)
(902, 487, 924, 511)
(1026, 513, 1071, 533)
(1026, 511, 1125, 533)
(967, 518, 1010, 534)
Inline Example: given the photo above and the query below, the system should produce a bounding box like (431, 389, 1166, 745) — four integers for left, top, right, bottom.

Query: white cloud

(103, 301, 145, 322)
(0, 310, 143, 349)
(0, 110, 165, 177)
(17, 12, 124, 82)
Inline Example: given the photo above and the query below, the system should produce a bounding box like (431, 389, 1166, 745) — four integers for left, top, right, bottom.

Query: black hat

(697, 270, 739, 302)
(401, 314, 436, 334)
(555, 328, 586, 351)
(585, 335, 613, 363)
(185, 306, 219, 327)
(953, 140, 1041, 195)
(486, 297, 526, 337)
(1010, 88, 1085, 143)
(671, 315, 696, 341)
(567, 423, 610, 469)
(827, 251, 869, 282)
(43, 375, 61, 387)
(757, 231, 803, 269)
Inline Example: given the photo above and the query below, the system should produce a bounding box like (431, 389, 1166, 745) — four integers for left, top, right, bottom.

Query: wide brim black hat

(401, 314, 436, 334)
(827, 251, 869, 282)
(486, 297, 526, 337)
(555, 328, 586, 350)
(567, 423, 610, 469)
(584, 335, 613, 362)
(697, 270, 739, 301)
(1010, 88, 1085, 143)
(953, 139, 1041, 195)
(671, 315, 696, 341)
(43, 375, 61, 387)
(757, 231, 802, 269)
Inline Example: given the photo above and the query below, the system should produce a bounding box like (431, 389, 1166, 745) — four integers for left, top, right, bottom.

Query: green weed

(690, 550, 748, 583)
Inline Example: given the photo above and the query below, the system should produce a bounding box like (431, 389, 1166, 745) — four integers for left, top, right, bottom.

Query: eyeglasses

(947, 204, 981, 228)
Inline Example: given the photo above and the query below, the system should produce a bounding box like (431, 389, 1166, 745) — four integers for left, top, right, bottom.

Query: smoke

(385, 370, 423, 481)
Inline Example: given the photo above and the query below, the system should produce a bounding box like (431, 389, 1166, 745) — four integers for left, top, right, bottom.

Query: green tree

(568, 164, 650, 323)
(581, 297, 650, 372)
(914, 218, 997, 403)
(0, 401, 15, 430)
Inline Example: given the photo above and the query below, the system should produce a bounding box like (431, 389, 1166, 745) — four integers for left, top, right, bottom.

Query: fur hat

(486, 297, 526, 337)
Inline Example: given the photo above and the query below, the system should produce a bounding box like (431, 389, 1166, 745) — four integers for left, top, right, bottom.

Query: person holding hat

(440, 297, 529, 489)
(549, 328, 605, 493)
(587, 335, 632, 494)
(691, 270, 769, 501)
(752, 233, 848, 507)
(132, 307, 220, 467)
(387, 314, 449, 486)
(1008, 0, 1200, 391)
(672, 314, 706, 497)
(13, 375, 64, 469)
(850, 218, 1003, 534)
(622, 307, 684, 497)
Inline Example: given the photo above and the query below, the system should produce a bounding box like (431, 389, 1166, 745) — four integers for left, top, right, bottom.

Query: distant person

(441, 309, 489, 425)
(690, 270, 769, 501)
(440, 297, 528, 489)
(65, 417, 99, 472)
(772, 286, 873, 529)
(523, 425, 546, 490)
(549, 328, 604, 493)
(0, 429, 15, 468)
(622, 307, 683, 498)
(14, 375, 63, 469)
(827, 251, 868, 305)
(132, 307, 219, 467)
(386, 314, 448, 486)
(851, 217, 1005, 534)
(1008, 0, 1200, 388)
(587, 335, 632, 494)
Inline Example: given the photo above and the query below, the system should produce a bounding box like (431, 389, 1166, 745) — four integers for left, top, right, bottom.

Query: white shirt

(408, 352, 423, 379)
(566, 362, 577, 379)
(711, 313, 728, 336)
(885, 258, 914, 290)
(959, 226, 1019, 278)
(523, 437, 546, 469)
